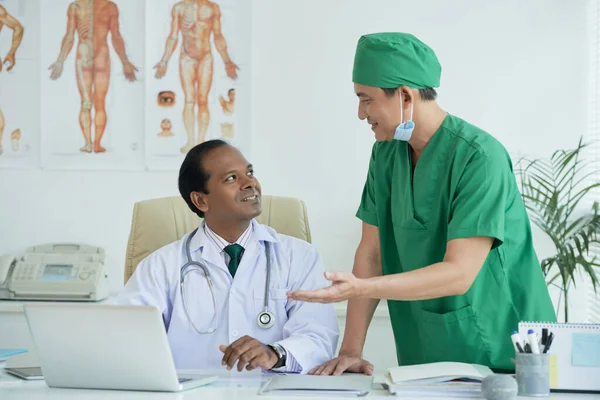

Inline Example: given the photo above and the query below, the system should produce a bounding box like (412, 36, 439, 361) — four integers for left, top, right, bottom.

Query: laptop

(23, 303, 218, 392)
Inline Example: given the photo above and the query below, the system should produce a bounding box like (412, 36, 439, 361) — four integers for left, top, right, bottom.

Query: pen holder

(515, 353, 550, 397)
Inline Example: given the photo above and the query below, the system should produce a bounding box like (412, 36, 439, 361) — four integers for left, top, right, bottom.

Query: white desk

(0, 369, 598, 400)
(2, 299, 594, 399)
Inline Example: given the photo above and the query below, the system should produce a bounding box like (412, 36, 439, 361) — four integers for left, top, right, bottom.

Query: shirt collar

(188, 218, 278, 253)
(204, 219, 253, 253)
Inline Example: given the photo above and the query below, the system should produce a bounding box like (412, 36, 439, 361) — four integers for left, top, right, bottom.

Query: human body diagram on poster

(0, 4, 24, 156)
(154, 0, 239, 153)
(48, 0, 138, 154)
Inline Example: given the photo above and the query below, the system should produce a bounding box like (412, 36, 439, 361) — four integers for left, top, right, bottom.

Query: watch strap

(267, 343, 287, 369)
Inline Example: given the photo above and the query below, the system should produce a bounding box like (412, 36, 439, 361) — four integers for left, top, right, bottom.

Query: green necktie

(224, 244, 244, 278)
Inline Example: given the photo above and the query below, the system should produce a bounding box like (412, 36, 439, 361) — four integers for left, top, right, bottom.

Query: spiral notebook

(518, 322, 600, 393)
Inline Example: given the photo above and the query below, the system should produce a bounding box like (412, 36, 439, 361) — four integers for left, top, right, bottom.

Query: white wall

(251, 0, 589, 321)
(0, 1, 589, 320)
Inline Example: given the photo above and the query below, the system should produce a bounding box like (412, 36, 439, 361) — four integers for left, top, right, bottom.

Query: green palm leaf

(516, 136, 600, 321)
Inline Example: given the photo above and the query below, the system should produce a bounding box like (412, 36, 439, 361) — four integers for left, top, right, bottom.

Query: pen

(528, 329, 541, 354)
(543, 332, 554, 354)
(510, 331, 524, 353)
(524, 343, 532, 353)
(542, 328, 548, 345)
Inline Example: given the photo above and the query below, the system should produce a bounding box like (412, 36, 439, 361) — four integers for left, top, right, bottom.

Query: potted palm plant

(515, 137, 600, 321)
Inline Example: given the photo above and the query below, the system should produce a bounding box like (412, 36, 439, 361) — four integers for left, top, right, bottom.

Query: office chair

(123, 195, 312, 284)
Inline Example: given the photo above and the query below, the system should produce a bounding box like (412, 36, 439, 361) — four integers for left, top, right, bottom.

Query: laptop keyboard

(178, 377, 192, 384)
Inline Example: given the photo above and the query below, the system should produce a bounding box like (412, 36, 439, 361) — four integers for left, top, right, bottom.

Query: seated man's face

(200, 145, 262, 221)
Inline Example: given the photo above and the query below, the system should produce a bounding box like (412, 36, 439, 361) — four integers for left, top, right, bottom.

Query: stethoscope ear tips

(257, 311, 275, 329)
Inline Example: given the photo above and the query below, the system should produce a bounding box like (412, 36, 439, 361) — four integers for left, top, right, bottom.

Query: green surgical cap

(352, 32, 441, 89)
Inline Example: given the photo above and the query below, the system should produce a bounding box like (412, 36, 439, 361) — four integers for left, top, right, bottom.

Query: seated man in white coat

(115, 139, 339, 373)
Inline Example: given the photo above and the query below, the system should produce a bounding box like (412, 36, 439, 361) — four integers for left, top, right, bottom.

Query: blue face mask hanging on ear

(394, 101, 415, 141)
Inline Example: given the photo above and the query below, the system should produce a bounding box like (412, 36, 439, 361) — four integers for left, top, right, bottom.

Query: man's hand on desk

(309, 354, 374, 376)
(219, 335, 278, 372)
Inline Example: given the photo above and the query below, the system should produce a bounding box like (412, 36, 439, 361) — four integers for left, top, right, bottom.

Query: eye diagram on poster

(145, 0, 252, 171)
(0, 0, 40, 169)
(40, 0, 145, 170)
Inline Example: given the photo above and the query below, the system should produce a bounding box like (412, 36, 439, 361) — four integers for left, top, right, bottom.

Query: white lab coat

(114, 219, 339, 372)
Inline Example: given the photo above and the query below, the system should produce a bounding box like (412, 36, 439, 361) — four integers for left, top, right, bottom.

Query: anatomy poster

(144, 0, 252, 170)
(0, 0, 40, 169)
(39, 0, 145, 170)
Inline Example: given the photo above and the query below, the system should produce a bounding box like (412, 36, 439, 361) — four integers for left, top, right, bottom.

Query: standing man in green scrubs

(287, 32, 556, 374)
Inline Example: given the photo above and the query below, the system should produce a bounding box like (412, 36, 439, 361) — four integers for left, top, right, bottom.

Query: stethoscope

(180, 227, 275, 334)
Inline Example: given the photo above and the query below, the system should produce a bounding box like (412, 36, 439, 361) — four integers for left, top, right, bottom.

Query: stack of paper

(0, 349, 28, 370)
(258, 374, 374, 396)
(384, 362, 493, 398)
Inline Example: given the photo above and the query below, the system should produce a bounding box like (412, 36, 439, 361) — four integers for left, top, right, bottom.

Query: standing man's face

(194, 145, 262, 222)
(355, 83, 401, 142)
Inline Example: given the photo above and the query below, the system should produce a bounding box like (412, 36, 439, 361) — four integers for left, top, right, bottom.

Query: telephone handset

(0, 254, 17, 287)
(0, 243, 109, 302)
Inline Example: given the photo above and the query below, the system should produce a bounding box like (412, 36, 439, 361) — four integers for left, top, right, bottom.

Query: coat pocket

(253, 288, 289, 318)
(419, 305, 490, 366)
(252, 288, 288, 340)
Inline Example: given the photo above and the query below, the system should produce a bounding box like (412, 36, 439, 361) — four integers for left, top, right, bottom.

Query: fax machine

(0, 243, 109, 301)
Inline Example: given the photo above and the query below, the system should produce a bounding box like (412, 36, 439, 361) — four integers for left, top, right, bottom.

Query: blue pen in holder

(515, 353, 550, 397)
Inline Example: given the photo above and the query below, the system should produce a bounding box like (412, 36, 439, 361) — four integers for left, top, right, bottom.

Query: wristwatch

(267, 343, 287, 369)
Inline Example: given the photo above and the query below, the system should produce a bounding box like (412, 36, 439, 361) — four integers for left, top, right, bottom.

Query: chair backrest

(123, 195, 311, 284)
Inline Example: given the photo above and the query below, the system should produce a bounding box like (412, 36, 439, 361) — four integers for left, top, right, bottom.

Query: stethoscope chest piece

(257, 310, 275, 329)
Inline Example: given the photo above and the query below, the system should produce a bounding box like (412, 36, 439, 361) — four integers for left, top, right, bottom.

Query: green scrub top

(356, 113, 556, 371)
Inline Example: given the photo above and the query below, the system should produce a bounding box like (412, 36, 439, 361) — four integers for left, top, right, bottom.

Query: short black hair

(178, 139, 230, 218)
(381, 87, 437, 102)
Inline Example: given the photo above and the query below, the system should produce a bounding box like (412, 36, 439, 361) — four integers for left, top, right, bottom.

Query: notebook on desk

(0, 349, 28, 359)
(518, 321, 600, 393)
(0, 349, 28, 370)
(383, 362, 493, 398)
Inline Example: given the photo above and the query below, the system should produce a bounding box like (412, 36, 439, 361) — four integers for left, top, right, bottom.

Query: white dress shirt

(114, 219, 339, 373)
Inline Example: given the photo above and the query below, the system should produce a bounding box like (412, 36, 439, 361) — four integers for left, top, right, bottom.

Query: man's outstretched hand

(287, 271, 365, 303)
(219, 335, 278, 372)
(309, 354, 374, 376)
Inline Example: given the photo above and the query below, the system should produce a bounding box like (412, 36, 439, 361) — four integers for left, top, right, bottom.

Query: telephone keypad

(10, 262, 102, 282)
